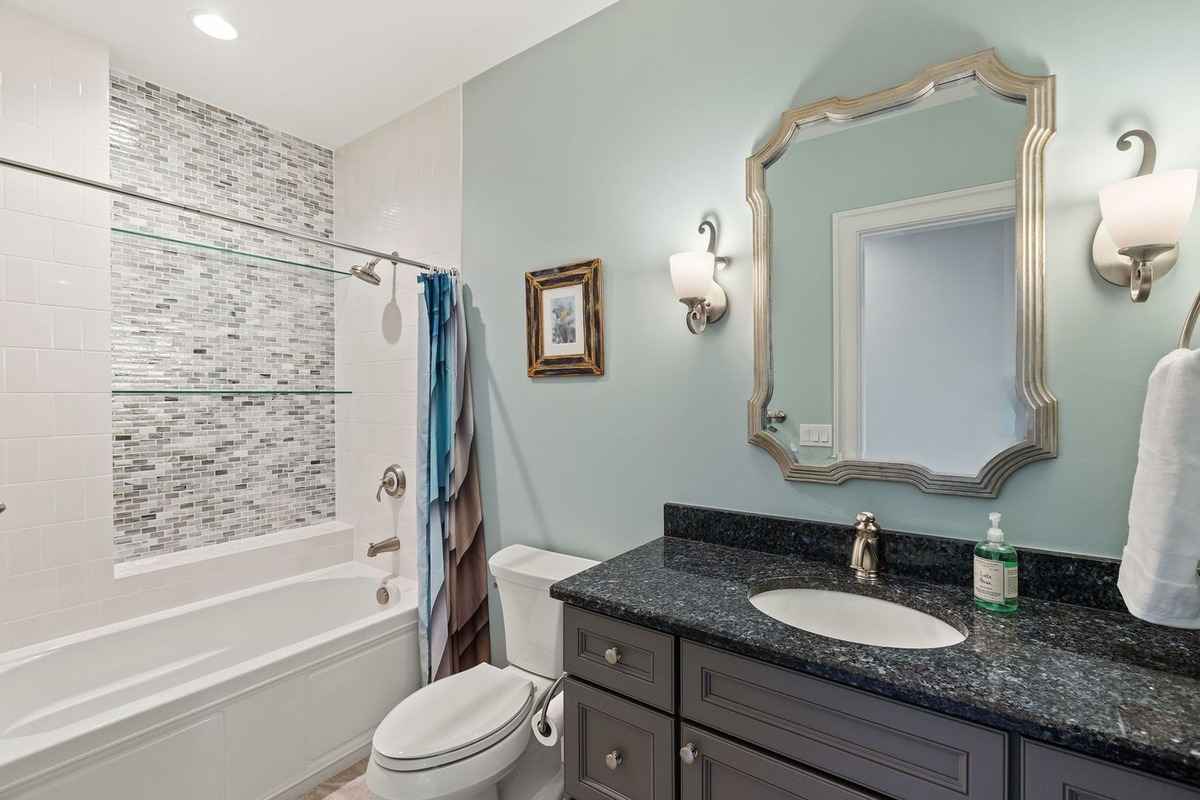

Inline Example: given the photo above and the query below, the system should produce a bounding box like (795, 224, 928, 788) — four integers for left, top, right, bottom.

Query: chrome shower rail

(0, 155, 449, 273)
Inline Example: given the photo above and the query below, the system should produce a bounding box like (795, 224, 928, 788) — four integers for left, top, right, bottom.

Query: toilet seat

(372, 663, 534, 772)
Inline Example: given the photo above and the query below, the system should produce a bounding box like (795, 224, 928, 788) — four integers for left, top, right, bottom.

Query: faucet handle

(855, 511, 879, 534)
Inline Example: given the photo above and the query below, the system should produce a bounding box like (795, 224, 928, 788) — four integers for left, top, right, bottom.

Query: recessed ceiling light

(191, 12, 238, 41)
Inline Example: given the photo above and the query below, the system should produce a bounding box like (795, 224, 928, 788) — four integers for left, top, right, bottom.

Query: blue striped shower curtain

(417, 273, 455, 684)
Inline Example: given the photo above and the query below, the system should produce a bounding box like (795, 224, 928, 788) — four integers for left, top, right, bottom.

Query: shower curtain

(417, 273, 490, 684)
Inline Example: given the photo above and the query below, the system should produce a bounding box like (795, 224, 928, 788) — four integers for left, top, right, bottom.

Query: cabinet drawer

(564, 605, 675, 712)
(564, 678, 675, 800)
(1022, 739, 1200, 800)
(679, 723, 882, 800)
(680, 640, 1006, 800)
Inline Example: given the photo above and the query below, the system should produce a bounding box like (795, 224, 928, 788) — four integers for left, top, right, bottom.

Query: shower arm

(0, 155, 454, 274)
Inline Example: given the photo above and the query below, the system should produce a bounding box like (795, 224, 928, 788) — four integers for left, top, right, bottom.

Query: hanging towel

(436, 281, 491, 679)
(417, 273, 456, 683)
(1119, 347, 1200, 628)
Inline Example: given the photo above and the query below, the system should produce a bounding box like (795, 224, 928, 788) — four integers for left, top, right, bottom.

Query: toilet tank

(488, 544, 598, 678)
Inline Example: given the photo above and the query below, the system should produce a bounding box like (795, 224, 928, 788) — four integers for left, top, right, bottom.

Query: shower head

(350, 258, 383, 286)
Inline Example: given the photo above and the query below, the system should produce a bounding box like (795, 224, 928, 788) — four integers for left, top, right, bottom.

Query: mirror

(747, 50, 1058, 497)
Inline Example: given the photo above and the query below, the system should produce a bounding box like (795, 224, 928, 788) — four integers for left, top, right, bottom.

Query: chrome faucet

(367, 537, 402, 558)
(850, 511, 881, 583)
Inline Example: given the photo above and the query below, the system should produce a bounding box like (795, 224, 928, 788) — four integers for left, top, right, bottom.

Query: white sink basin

(749, 588, 966, 649)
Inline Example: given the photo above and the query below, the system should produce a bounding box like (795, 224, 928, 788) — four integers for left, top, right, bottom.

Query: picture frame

(525, 259, 604, 377)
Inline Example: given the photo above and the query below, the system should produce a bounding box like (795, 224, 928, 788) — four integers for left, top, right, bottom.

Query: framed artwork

(525, 259, 604, 377)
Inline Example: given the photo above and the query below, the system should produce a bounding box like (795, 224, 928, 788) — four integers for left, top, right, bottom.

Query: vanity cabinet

(678, 724, 880, 800)
(563, 676, 675, 800)
(562, 605, 1200, 800)
(1021, 739, 1200, 800)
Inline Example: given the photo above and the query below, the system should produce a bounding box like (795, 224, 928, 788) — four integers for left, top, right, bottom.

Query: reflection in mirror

(749, 51, 1057, 496)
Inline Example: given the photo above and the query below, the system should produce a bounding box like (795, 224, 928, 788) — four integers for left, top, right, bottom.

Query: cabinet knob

(605, 750, 623, 771)
(604, 646, 622, 665)
(679, 743, 700, 765)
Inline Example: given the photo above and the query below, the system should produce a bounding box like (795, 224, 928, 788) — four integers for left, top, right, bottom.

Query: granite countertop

(550, 536, 1200, 787)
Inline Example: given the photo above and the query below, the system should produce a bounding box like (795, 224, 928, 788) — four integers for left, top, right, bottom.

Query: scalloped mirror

(747, 50, 1058, 497)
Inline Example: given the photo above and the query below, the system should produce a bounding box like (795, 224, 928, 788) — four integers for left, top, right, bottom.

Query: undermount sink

(749, 588, 966, 649)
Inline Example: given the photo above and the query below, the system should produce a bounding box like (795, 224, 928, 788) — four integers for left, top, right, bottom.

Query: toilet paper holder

(534, 672, 568, 737)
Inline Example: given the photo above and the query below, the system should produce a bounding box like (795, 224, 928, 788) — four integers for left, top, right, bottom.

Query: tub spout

(367, 537, 402, 558)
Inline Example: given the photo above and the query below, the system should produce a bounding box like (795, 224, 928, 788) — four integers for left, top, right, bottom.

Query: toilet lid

(373, 663, 535, 772)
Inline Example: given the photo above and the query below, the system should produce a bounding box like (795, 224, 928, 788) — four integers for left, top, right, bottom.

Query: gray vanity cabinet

(1021, 739, 1200, 800)
(564, 676, 675, 800)
(562, 605, 1200, 800)
(679, 640, 1006, 800)
(678, 724, 881, 800)
(563, 606, 675, 712)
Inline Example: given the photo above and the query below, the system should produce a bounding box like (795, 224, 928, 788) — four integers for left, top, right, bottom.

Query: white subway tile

(54, 394, 110, 435)
(4, 438, 39, 484)
(0, 569, 59, 623)
(0, 209, 54, 259)
(82, 310, 110, 352)
(51, 307, 83, 349)
(82, 475, 112, 519)
(3, 169, 39, 214)
(4, 528, 43, 574)
(41, 517, 110, 568)
(37, 434, 110, 480)
(0, 393, 55, 437)
(4, 256, 39, 302)
(3, 348, 38, 392)
(37, 349, 109, 392)
(0, 71, 39, 127)
(53, 478, 89, 522)
(0, 300, 52, 347)
(38, 178, 85, 222)
(38, 261, 108, 309)
(52, 220, 107, 268)
(35, 601, 102, 641)
(0, 483, 56, 532)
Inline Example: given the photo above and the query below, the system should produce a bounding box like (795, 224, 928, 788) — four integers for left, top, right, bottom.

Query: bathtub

(0, 561, 419, 800)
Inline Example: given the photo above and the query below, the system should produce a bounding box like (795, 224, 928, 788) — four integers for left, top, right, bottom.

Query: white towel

(1120, 347, 1200, 628)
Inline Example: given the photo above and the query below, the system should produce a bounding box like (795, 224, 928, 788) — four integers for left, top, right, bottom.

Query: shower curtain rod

(0, 155, 452, 274)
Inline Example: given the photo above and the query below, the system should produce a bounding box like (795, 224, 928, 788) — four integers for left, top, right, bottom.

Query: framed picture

(525, 259, 604, 377)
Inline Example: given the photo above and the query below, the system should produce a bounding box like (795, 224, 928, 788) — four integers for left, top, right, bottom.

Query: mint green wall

(462, 0, 1200, 578)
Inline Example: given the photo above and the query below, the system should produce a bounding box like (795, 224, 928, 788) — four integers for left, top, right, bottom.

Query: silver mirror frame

(746, 49, 1058, 497)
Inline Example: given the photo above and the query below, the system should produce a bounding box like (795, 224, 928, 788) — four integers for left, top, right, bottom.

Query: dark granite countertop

(550, 536, 1200, 787)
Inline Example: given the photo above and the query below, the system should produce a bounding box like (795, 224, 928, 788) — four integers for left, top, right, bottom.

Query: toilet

(367, 545, 597, 800)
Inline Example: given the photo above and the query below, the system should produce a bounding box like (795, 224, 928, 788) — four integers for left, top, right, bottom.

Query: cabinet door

(564, 678, 675, 800)
(681, 640, 1006, 800)
(679, 724, 882, 800)
(564, 605, 676, 712)
(1022, 740, 1200, 800)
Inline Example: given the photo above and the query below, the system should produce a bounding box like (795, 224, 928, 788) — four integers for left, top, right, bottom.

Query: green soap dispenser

(974, 512, 1018, 613)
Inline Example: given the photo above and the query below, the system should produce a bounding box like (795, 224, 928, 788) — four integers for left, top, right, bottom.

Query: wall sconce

(670, 220, 729, 334)
(1093, 130, 1197, 302)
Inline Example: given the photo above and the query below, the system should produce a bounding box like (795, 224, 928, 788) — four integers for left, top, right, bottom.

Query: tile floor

(303, 758, 370, 800)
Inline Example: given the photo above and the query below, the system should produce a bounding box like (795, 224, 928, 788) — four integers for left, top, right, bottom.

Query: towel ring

(1180, 290, 1200, 350)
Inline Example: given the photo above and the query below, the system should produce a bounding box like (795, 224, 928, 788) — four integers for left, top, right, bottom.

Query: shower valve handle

(376, 465, 406, 502)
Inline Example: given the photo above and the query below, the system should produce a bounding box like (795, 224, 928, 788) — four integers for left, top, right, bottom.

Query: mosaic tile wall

(109, 72, 338, 563)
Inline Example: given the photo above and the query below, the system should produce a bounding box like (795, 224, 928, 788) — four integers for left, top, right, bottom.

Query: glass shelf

(111, 227, 352, 278)
(112, 389, 351, 396)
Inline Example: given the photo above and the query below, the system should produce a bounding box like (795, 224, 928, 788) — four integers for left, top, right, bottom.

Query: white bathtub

(0, 562, 419, 800)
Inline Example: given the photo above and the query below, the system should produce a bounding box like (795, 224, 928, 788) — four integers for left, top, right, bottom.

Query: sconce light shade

(669, 251, 716, 299)
(1099, 169, 1198, 249)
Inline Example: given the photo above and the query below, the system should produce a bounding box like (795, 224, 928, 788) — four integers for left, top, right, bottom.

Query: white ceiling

(6, 0, 618, 147)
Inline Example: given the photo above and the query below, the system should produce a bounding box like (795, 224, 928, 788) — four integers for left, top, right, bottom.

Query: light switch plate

(793, 424, 833, 448)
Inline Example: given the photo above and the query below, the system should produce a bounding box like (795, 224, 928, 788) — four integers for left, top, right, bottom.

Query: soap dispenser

(974, 512, 1018, 613)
